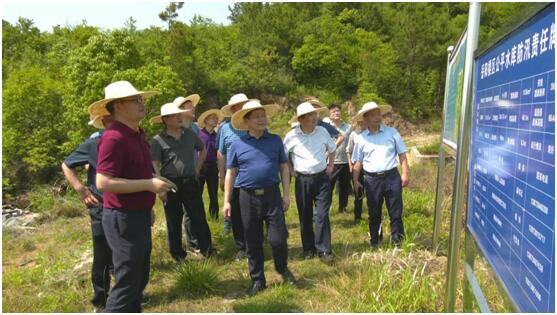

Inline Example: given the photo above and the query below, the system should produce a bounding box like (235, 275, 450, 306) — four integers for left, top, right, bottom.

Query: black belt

(364, 167, 398, 178)
(297, 170, 326, 178)
(240, 186, 278, 196)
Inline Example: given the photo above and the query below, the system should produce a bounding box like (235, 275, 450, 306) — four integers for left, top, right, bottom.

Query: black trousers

(89, 204, 113, 308)
(199, 162, 219, 219)
(294, 172, 332, 254)
(239, 186, 288, 284)
(231, 187, 246, 252)
(329, 163, 351, 210)
(353, 171, 364, 220)
(102, 208, 152, 313)
(165, 177, 213, 259)
(364, 169, 405, 245)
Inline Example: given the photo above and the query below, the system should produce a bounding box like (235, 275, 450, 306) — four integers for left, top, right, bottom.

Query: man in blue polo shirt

(223, 100, 295, 296)
(352, 102, 410, 248)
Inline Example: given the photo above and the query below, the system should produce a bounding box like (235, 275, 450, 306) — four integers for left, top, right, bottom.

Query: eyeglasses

(119, 95, 144, 104)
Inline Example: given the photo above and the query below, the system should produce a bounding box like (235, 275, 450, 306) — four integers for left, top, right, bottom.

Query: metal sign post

(432, 45, 454, 251)
(443, 2, 481, 312)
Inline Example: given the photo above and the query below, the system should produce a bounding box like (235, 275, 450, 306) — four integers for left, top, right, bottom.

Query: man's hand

(348, 163, 353, 173)
(401, 172, 410, 187)
(222, 202, 232, 219)
(282, 195, 290, 212)
(326, 164, 334, 177)
(77, 186, 99, 207)
(151, 209, 156, 226)
(150, 177, 176, 194)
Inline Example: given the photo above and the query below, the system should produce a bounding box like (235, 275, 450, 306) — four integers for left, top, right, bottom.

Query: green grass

(3, 157, 468, 312)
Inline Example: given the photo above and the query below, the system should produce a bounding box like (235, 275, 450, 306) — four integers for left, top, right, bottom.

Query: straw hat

(88, 114, 106, 129)
(197, 109, 224, 129)
(150, 103, 192, 124)
(231, 99, 281, 130)
(221, 93, 250, 117)
(173, 94, 200, 109)
(354, 102, 392, 121)
(88, 81, 158, 116)
(288, 102, 329, 124)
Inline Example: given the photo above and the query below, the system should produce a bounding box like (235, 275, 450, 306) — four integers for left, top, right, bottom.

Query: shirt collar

(365, 124, 385, 136)
(111, 120, 144, 136)
(245, 130, 270, 140)
(295, 125, 317, 136)
(162, 127, 185, 139)
(201, 128, 215, 135)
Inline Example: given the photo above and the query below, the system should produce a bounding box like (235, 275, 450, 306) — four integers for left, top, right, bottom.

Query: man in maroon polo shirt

(93, 81, 176, 313)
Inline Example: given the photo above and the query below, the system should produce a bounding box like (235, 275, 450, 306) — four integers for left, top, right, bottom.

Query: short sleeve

(218, 124, 228, 155)
(97, 135, 126, 177)
(275, 136, 288, 164)
(283, 131, 294, 155)
(194, 132, 204, 151)
(226, 141, 239, 169)
(352, 138, 363, 163)
(150, 136, 163, 162)
(64, 138, 93, 168)
(393, 129, 407, 154)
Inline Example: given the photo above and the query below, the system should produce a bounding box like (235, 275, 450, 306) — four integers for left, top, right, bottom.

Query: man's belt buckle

(254, 188, 265, 196)
(376, 171, 386, 177)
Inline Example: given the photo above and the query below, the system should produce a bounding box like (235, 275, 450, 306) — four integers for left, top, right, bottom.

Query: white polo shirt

(283, 125, 336, 174)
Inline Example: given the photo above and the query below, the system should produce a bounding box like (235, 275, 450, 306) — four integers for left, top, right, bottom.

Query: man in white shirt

(284, 102, 337, 262)
(352, 102, 410, 248)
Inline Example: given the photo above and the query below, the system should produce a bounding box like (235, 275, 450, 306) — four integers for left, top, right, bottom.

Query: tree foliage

(2, 2, 538, 194)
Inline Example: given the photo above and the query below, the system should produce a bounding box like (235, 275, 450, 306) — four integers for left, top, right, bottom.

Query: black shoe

(318, 252, 334, 263)
(246, 281, 266, 296)
(235, 250, 247, 261)
(354, 217, 362, 223)
(172, 254, 187, 263)
(202, 248, 216, 258)
(303, 250, 315, 260)
(339, 207, 346, 213)
(370, 243, 380, 251)
(280, 269, 296, 285)
(93, 306, 105, 313)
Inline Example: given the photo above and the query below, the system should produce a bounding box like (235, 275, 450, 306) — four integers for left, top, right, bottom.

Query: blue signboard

(467, 4, 555, 312)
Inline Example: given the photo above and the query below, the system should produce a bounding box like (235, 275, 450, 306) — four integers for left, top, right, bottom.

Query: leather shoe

(246, 281, 266, 296)
(280, 269, 296, 285)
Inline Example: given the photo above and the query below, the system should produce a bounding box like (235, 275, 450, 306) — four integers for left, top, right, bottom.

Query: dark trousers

(89, 204, 113, 308)
(231, 187, 246, 252)
(364, 169, 405, 245)
(239, 186, 288, 284)
(294, 172, 332, 254)
(165, 177, 212, 259)
(199, 162, 219, 219)
(329, 163, 351, 210)
(353, 171, 364, 220)
(102, 208, 152, 313)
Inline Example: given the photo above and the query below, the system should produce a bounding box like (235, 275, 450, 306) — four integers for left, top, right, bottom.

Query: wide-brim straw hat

(88, 114, 106, 129)
(221, 93, 250, 117)
(231, 99, 281, 130)
(354, 102, 392, 121)
(150, 102, 192, 124)
(173, 94, 200, 109)
(197, 109, 224, 129)
(288, 102, 329, 124)
(88, 81, 158, 117)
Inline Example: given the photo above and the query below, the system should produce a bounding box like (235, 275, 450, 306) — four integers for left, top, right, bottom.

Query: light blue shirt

(352, 124, 407, 173)
(217, 121, 247, 156)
